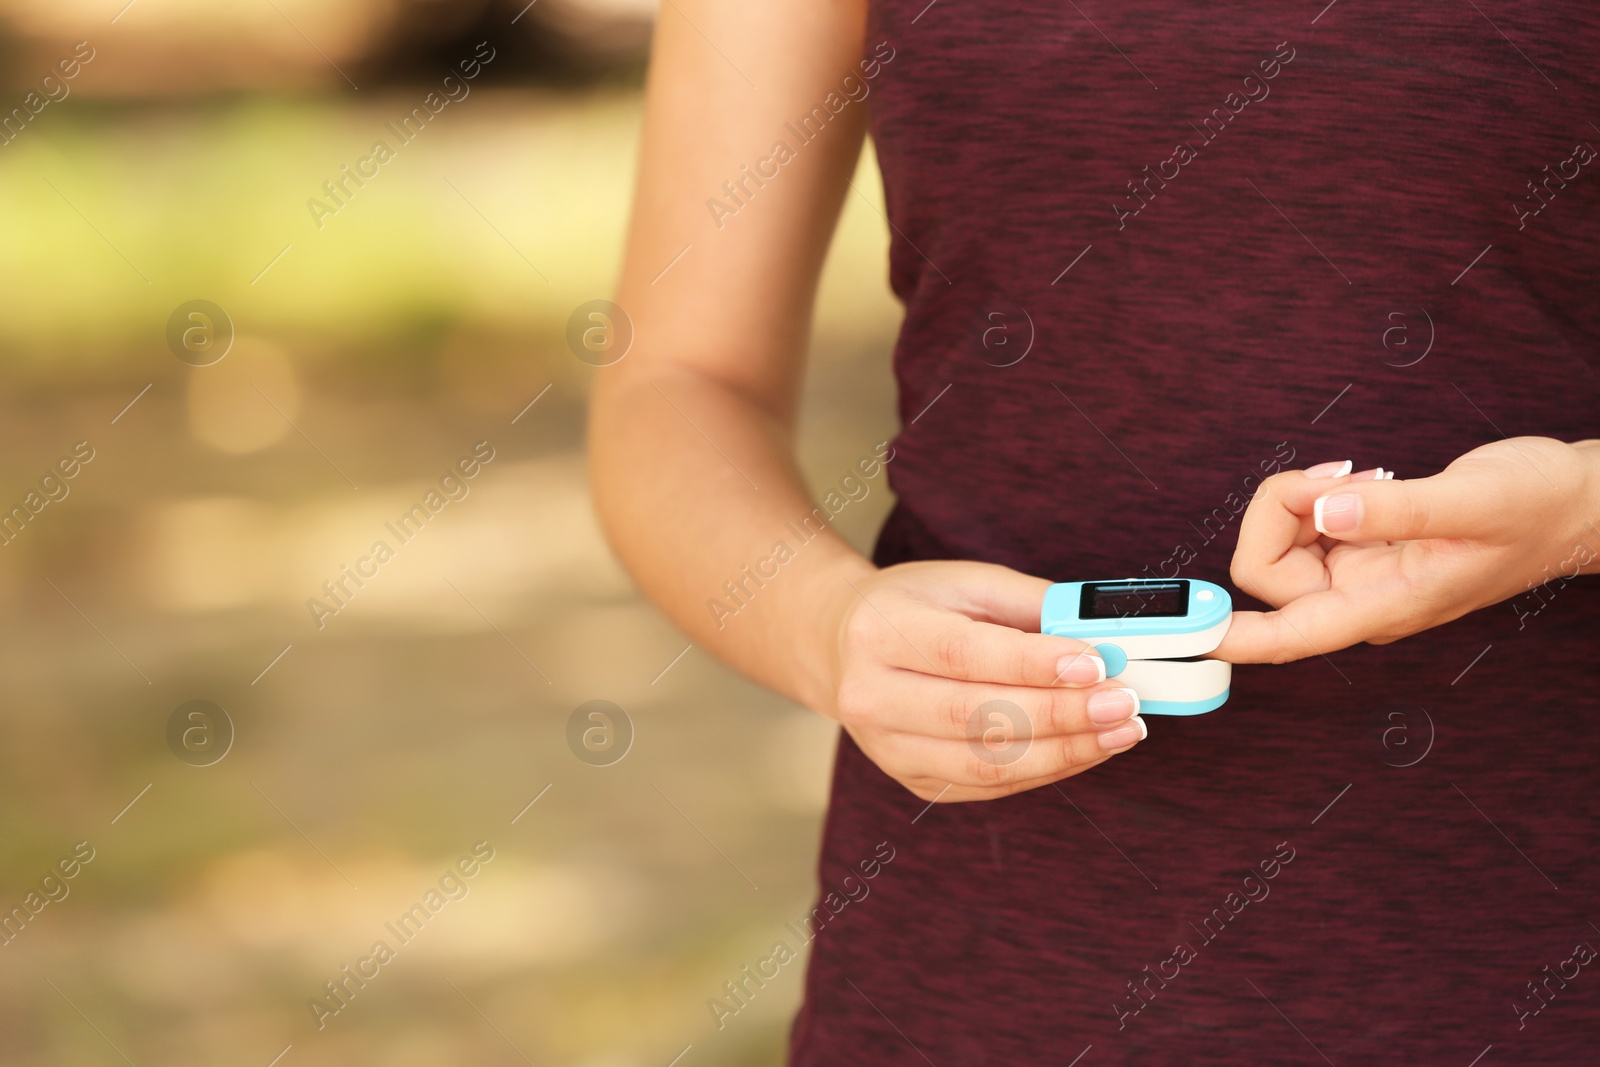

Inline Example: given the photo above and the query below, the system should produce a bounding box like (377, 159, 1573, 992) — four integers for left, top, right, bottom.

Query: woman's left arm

(1215, 436, 1600, 663)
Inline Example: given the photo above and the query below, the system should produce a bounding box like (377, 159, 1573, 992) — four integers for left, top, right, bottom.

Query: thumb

(1311, 471, 1512, 543)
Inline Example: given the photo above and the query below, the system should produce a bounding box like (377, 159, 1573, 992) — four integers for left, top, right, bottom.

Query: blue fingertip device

(1041, 578, 1233, 715)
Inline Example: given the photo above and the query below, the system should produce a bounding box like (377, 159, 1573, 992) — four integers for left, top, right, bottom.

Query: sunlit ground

(0, 88, 901, 1066)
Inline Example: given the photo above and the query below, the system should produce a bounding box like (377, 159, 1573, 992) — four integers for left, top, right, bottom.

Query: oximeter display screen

(1080, 580, 1188, 619)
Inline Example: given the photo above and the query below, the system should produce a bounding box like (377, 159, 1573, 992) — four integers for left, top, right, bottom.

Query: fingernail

(1313, 492, 1362, 534)
(1305, 460, 1353, 479)
(1097, 714, 1147, 751)
(1057, 651, 1106, 684)
(1087, 686, 1139, 725)
(1350, 467, 1385, 481)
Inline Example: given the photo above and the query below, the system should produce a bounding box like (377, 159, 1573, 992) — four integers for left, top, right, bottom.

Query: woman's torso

(791, 3, 1600, 1063)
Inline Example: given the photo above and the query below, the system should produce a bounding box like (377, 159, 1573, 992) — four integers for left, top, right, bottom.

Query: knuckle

(964, 752, 1013, 788)
(1036, 690, 1078, 735)
(841, 604, 881, 651)
(1003, 642, 1035, 684)
(1062, 733, 1101, 769)
(833, 674, 874, 726)
(1402, 491, 1430, 538)
(939, 686, 971, 738)
(1229, 556, 1260, 597)
(1266, 469, 1302, 490)
(1266, 628, 1302, 664)
(928, 628, 972, 677)
(985, 778, 1037, 801)
(1258, 469, 1300, 500)
(863, 732, 913, 777)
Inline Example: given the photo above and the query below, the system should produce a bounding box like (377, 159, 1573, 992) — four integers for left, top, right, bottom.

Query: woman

(590, 1, 1600, 1061)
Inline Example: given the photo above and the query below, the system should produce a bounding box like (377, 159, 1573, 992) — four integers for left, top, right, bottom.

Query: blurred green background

(0, 2, 901, 1064)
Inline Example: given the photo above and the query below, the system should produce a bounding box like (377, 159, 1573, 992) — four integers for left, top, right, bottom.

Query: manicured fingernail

(1305, 460, 1353, 479)
(1057, 651, 1106, 684)
(1097, 714, 1147, 751)
(1087, 686, 1139, 725)
(1350, 467, 1385, 481)
(1313, 492, 1362, 534)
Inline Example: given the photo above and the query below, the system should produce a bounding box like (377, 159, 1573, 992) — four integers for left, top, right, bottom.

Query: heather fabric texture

(789, 3, 1600, 1063)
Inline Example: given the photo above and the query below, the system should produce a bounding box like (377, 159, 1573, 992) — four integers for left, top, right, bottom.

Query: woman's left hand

(1214, 437, 1600, 663)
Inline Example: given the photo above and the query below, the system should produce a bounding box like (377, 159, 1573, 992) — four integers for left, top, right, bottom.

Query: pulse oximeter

(1041, 578, 1232, 715)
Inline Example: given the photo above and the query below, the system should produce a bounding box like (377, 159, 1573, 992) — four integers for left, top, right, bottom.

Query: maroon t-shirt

(790, 3, 1600, 1063)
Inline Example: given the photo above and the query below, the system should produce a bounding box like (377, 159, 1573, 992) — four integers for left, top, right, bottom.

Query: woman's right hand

(808, 560, 1148, 803)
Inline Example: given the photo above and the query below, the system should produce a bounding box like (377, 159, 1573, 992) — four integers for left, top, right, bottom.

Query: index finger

(1210, 593, 1382, 664)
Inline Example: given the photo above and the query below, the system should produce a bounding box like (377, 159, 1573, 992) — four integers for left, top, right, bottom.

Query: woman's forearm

(589, 365, 874, 712)
(589, 0, 879, 712)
